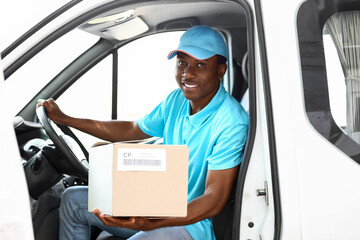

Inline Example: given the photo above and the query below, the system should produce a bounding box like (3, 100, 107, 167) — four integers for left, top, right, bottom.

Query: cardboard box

(88, 142, 188, 217)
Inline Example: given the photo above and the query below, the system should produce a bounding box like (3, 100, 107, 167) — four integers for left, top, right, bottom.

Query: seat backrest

(231, 53, 249, 103)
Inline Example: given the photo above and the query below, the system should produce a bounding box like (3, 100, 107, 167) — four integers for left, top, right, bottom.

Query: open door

(233, 0, 280, 240)
(0, 58, 34, 239)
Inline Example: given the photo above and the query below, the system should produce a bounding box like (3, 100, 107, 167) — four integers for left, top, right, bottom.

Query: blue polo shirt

(138, 83, 249, 240)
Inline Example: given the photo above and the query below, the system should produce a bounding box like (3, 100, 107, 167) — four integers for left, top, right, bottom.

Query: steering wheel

(36, 106, 88, 180)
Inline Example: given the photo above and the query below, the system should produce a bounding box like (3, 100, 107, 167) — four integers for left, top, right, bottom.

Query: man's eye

(178, 61, 186, 66)
(197, 63, 206, 68)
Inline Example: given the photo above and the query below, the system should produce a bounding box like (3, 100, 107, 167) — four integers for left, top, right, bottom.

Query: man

(38, 26, 249, 240)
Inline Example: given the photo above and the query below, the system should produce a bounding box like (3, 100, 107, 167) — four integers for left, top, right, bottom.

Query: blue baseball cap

(167, 26, 228, 61)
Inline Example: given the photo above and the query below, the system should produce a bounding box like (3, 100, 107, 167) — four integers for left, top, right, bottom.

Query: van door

(0, 58, 34, 239)
(235, 0, 281, 239)
(241, 0, 360, 239)
(295, 0, 360, 239)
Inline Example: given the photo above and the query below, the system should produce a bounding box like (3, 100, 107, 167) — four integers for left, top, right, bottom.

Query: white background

(0, 1, 68, 53)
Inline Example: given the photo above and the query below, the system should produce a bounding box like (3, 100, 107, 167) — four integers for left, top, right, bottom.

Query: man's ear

(217, 64, 228, 80)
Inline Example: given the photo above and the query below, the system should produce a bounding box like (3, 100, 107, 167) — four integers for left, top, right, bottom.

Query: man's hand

(92, 209, 159, 231)
(36, 99, 149, 142)
(37, 98, 68, 124)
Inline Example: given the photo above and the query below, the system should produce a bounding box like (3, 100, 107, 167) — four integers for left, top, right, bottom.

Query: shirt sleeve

(138, 88, 182, 138)
(138, 101, 166, 137)
(207, 123, 248, 170)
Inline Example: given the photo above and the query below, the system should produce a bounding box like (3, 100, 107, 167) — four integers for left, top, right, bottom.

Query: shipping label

(117, 148, 166, 171)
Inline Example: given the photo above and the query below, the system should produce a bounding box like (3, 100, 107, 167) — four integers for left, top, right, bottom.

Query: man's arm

(37, 99, 151, 142)
(93, 165, 239, 231)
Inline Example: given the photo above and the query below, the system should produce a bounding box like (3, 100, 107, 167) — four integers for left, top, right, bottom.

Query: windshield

(0, 0, 70, 52)
(3, 29, 99, 117)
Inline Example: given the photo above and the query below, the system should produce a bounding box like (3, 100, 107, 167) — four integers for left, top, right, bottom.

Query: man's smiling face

(175, 52, 227, 114)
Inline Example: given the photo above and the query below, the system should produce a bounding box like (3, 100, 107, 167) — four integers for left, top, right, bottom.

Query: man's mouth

(183, 83, 198, 88)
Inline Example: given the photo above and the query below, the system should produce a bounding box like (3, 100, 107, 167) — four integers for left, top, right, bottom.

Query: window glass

(325, 11, 360, 142)
(57, 32, 184, 148)
(57, 55, 112, 149)
(0, 0, 68, 51)
(4, 29, 99, 117)
(117, 32, 183, 120)
(323, 34, 346, 129)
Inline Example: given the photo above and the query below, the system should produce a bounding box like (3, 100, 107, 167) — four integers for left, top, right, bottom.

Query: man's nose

(182, 65, 195, 78)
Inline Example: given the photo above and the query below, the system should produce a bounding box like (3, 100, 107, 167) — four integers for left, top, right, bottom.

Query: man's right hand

(37, 99, 68, 125)
(36, 99, 150, 142)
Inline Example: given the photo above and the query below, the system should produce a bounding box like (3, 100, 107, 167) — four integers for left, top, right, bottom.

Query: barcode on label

(118, 148, 166, 171)
(123, 159, 162, 166)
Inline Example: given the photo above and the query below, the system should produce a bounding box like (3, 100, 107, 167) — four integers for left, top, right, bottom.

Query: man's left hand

(92, 208, 158, 231)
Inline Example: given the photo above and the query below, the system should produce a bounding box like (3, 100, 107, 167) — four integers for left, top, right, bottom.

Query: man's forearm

(38, 99, 150, 142)
(151, 167, 238, 229)
(150, 190, 226, 229)
(61, 116, 149, 142)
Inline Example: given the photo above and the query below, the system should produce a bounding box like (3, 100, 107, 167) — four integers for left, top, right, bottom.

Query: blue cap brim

(167, 46, 218, 60)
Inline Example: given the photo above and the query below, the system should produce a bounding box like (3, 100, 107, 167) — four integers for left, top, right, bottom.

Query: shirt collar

(183, 83, 226, 128)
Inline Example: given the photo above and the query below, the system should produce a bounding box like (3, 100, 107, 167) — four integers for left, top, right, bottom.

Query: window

(4, 29, 99, 117)
(117, 32, 183, 120)
(57, 32, 183, 148)
(325, 12, 360, 142)
(323, 34, 346, 130)
(57, 55, 113, 149)
(57, 55, 113, 121)
(297, 0, 360, 163)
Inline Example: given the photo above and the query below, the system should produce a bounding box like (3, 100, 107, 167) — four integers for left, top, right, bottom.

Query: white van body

(241, 1, 360, 239)
(0, 62, 34, 239)
(1, 0, 360, 239)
